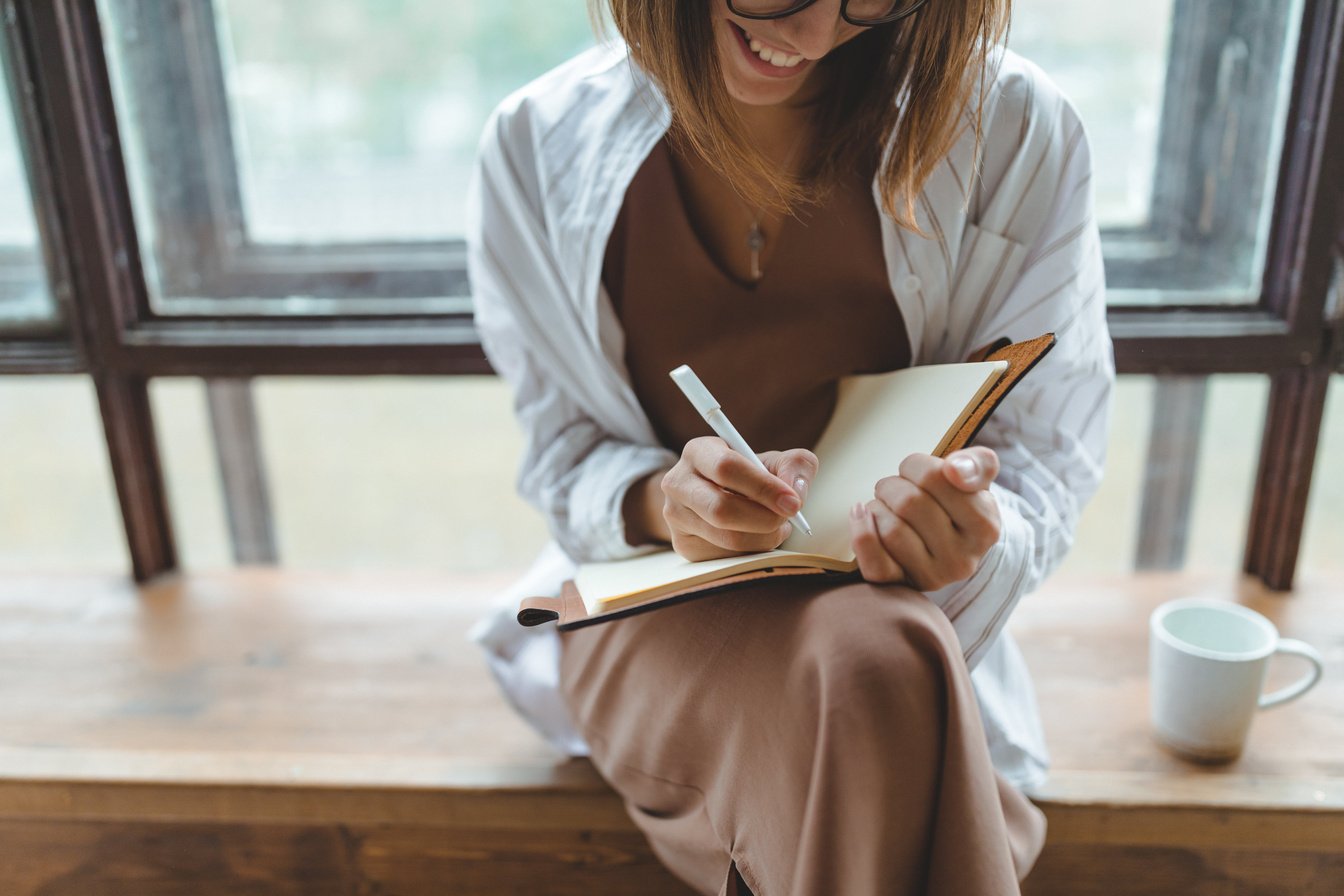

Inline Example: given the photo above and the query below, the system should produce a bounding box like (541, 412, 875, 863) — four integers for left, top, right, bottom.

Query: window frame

(101, 0, 469, 317)
(0, 12, 76, 363)
(0, 0, 1340, 586)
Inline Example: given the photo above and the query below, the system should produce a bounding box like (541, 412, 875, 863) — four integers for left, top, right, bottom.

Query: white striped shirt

(465, 41, 1114, 791)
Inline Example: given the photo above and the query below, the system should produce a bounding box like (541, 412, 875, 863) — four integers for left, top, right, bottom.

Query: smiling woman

(467, 0, 1113, 893)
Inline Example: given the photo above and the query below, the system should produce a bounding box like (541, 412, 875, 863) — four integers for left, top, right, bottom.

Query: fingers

(665, 476, 792, 542)
(761, 448, 819, 507)
(857, 452, 1002, 590)
(849, 501, 905, 583)
(672, 524, 792, 561)
(895, 452, 1001, 541)
(940, 447, 1000, 492)
(685, 438, 799, 516)
(662, 437, 807, 559)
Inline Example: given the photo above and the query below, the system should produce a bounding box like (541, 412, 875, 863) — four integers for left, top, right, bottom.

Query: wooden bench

(0, 569, 1339, 895)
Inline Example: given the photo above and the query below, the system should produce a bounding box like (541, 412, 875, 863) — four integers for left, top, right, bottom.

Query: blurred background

(0, 0, 1338, 582)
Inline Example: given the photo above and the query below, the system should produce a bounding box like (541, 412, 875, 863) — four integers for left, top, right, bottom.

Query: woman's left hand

(848, 447, 1002, 591)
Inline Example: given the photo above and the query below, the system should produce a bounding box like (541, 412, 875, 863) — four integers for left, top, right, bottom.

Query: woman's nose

(773, 0, 849, 59)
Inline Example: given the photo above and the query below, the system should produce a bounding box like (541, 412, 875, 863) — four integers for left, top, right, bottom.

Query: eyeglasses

(727, 0, 930, 28)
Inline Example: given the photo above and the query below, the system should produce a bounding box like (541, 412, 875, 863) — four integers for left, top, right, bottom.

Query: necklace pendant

(747, 224, 765, 281)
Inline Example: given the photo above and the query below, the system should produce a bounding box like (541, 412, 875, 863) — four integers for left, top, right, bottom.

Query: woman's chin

(723, 69, 812, 107)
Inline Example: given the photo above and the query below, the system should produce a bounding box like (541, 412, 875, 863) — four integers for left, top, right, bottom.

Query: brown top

(602, 138, 910, 455)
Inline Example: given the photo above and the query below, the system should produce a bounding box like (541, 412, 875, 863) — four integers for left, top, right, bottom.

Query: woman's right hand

(658, 436, 819, 562)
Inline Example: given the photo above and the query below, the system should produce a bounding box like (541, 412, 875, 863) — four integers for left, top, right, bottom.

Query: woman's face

(713, 0, 868, 107)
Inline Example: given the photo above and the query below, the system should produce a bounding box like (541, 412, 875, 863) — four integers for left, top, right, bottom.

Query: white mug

(1149, 598, 1324, 762)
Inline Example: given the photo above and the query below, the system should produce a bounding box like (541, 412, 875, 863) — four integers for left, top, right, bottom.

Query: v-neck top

(602, 138, 911, 455)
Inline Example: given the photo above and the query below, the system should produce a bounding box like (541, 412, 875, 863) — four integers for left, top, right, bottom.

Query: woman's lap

(558, 575, 1044, 896)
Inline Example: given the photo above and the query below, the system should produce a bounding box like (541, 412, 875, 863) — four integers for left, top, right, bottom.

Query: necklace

(735, 131, 809, 283)
(745, 212, 767, 282)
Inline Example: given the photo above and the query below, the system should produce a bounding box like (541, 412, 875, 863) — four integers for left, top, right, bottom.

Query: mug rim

(1150, 597, 1278, 663)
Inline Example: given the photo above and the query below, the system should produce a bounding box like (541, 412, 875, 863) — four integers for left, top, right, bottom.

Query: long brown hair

(593, 0, 1011, 229)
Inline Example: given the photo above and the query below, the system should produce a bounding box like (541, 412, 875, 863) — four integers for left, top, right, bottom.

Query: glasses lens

(728, 0, 814, 18)
(845, 0, 925, 24)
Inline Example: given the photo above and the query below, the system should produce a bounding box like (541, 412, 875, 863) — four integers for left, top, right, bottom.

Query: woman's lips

(728, 20, 812, 80)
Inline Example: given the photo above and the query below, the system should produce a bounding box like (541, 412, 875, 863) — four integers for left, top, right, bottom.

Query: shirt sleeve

(927, 75, 1115, 670)
(466, 100, 679, 564)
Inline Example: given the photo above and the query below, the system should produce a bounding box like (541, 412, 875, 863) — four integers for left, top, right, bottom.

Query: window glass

(0, 39, 55, 328)
(1058, 376, 1152, 574)
(97, 0, 1304, 311)
(252, 377, 548, 572)
(1010, 0, 1174, 229)
(1184, 375, 1269, 568)
(214, 1, 595, 243)
(1299, 376, 1344, 579)
(1013, 0, 1303, 304)
(0, 378, 126, 571)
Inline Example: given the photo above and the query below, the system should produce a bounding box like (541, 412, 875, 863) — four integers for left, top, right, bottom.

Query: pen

(668, 364, 812, 537)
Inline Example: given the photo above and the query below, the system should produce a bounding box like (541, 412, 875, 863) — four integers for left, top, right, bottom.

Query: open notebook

(518, 333, 1055, 630)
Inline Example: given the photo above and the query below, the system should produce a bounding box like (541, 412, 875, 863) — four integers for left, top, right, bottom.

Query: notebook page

(778, 360, 1008, 560)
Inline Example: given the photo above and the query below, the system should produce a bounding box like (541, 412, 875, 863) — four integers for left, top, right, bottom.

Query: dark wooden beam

(92, 372, 176, 581)
(1244, 365, 1332, 590)
(1242, 0, 1344, 590)
(14, 1, 178, 580)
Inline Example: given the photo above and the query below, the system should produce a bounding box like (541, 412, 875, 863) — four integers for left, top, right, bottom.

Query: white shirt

(464, 41, 1114, 792)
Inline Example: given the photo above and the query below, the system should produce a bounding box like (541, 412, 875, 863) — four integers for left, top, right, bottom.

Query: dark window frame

(99, 0, 468, 317)
(0, 0, 1339, 587)
(94, 0, 1297, 311)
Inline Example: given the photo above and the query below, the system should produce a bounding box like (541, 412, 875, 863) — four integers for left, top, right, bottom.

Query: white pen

(669, 364, 812, 537)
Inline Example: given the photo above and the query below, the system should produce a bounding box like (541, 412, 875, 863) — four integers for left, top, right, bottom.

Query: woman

(466, 0, 1113, 892)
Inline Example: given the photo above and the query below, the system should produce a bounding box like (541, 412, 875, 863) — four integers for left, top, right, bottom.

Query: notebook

(518, 333, 1055, 630)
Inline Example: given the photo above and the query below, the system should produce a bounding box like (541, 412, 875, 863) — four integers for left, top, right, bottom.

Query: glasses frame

(726, 0, 930, 28)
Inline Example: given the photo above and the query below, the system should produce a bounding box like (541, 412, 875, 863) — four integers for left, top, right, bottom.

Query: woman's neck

(729, 66, 830, 168)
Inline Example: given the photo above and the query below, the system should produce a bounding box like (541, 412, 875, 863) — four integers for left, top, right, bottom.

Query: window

(97, 0, 596, 316)
(0, 34, 55, 330)
(1013, 0, 1303, 303)
(0, 0, 1338, 588)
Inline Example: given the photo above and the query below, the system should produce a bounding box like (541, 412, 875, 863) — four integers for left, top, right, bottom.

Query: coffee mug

(1149, 598, 1324, 762)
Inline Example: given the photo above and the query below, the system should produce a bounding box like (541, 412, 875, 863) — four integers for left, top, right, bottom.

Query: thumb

(942, 447, 999, 492)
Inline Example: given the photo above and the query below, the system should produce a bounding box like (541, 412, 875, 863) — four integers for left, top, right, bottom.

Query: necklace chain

(735, 132, 809, 283)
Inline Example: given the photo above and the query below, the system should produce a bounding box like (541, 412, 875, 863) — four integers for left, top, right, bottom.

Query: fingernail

(778, 494, 801, 514)
(793, 477, 809, 502)
(780, 521, 792, 539)
(850, 501, 865, 520)
(952, 457, 977, 480)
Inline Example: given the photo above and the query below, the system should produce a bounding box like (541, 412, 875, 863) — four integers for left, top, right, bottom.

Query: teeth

(742, 29, 803, 68)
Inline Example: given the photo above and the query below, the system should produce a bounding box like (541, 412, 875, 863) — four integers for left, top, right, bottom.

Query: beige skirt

(558, 575, 1047, 896)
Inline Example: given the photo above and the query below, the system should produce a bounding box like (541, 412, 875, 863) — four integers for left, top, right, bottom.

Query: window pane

(1011, 0, 1173, 229)
(1299, 375, 1344, 579)
(0, 39, 55, 329)
(1014, 0, 1304, 304)
(254, 377, 549, 572)
(1058, 376, 1152, 574)
(97, 0, 596, 311)
(153, 377, 550, 573)
(1060, 374, 1270, 574)
(216, 1, 595, 243)
(0, 378, 126, 571)
(98, 0, 1305, 311)
(1184, 375, 1269, 568)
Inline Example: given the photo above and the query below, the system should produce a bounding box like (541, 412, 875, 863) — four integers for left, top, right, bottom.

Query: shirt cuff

(569, 441, 679, 562)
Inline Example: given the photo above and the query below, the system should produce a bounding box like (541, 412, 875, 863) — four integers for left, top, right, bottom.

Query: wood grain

(0, 568, 1339, 894)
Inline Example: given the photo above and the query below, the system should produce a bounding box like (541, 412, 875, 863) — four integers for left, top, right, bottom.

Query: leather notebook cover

(517, 332, 1056, 630)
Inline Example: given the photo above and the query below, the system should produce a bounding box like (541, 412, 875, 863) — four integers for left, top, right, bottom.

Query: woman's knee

(789, 584, 961, 726)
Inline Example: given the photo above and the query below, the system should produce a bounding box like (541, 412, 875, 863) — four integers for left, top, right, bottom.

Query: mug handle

(1259, 638, 1325, 709)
